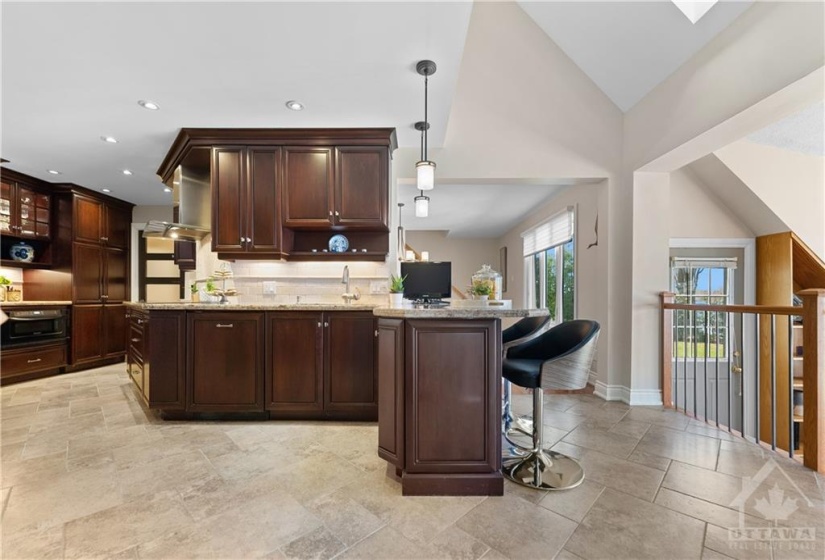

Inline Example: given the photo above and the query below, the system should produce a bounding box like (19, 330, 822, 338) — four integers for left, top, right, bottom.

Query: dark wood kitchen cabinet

(377, 318, 405, 468)
(126, 309, 185, 410)
(282, 146, 388, 231)
(212, 146, 282, 257)
(72, 304, 126, 366)
(0, 177, 51, 240)
(266, 311, 377, 420)
(187, 312, 265, 412)
(265, 312, 324, 415)
(73, 195, 130, 249)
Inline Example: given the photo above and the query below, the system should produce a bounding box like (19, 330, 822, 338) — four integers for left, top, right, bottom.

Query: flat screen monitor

(400, 262, 451, 301)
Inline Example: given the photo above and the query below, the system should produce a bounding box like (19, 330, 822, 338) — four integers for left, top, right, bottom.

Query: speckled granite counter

(126, 302, 379, 311)
(0, 301, 72, 306)
(372, 306, 547, 319)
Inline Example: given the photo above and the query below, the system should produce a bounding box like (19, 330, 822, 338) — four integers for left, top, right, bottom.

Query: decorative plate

(328, 234, 349, 253)
(9, 242, 34, 263)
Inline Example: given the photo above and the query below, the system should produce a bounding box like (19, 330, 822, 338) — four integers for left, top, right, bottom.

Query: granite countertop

(0, 301, 72, 306)
(127, 302, 380, 311)
(372, 307, 549, 319)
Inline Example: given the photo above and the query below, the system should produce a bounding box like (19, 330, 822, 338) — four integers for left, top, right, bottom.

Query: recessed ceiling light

(138, 100, 160, 111)
(122, 169, 133, 175)
(285, 100, 304, 111)
(47, 169, 61, 175)
(101, 188, 111, 193)
(163, 187, 172, 193)
(100, 136, 118, 144)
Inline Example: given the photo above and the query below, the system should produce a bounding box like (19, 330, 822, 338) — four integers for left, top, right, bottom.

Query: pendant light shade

(416, 160, 436, 191)
(396, 203, 406, 261)
(415, 60, 437, 193)
(415, 193, 429, 218)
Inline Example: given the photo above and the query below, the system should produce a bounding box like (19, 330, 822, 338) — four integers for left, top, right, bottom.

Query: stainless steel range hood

(144, 150, 211, 241)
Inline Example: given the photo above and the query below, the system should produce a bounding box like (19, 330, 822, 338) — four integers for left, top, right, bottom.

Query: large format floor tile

(2, 364, 823, 560)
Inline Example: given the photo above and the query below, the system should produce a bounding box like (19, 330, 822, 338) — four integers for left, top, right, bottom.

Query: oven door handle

(7, 316, 64, 322)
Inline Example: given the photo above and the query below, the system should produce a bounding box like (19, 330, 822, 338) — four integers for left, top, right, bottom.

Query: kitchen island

(373, 305, 548, 496)
(125, 302, 380, 420)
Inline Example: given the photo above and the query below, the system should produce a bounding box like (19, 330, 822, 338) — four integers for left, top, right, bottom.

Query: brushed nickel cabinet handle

(324, 322, 329, 328)
(27, 358, 42, 363)
(374, 329, 379, 337)
(317, 322, 322, 328)
(216, 323, 234, 328)
(328, 210, 333, 216)
(131, 338, 140, 343)
(334, 211, 339, 217)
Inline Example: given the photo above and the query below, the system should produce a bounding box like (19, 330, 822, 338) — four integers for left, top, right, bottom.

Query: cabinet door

(34, 193, 51, 239)
(127, 320, 144, 391)
(104, 205, 130, 249)
(282, 147, 334, 228)
(0, 180, 13, 235)
(335, 147, 388, 230)
(247, 147, 282, 254)
(72, 304, 104, 365)
(73, 242, 103, 303)
(74, 196, 104, 244)
(146, 311, 185, 410)
(377, 319, 404, 467)
(324, 312, 377, 418)
(104, 247, 127, 303)
(16, 186, 39, 238)
(265, 313, 324, 414)
(103, 304, 127, 358)
(212, 147, 246, 253)
(187, 312, 264, 412)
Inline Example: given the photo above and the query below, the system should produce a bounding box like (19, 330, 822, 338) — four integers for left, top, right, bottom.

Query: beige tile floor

(1, 364, 823, 559)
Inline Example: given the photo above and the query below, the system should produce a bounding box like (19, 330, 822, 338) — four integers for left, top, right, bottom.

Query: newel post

(661, 292, 675, 409)
(798, 289, 824, 474)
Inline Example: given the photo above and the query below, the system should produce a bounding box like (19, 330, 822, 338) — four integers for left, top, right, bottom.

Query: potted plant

(389, 274, 406, 307)
(190, 283, 200, 303)
(471, 282, 493, 302)
(0, 276, 10, 302)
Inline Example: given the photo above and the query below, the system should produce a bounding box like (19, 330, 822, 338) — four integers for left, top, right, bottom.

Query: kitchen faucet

(341, 265, 361, 304)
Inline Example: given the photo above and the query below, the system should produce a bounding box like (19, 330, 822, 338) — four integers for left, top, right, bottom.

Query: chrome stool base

(503, 449, 585, 490)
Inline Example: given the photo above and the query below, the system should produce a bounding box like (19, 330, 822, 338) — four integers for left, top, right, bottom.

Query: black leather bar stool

(501, 315, 553, 435)
(502, 319, 600, 490)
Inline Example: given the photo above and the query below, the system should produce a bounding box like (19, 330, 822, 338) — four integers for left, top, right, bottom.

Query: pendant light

(414, 120, 430, 217)
(396, 202, 406, 260)
(415, 60, 437, 191)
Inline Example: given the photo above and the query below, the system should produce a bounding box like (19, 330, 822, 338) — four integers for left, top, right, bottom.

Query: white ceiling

(746, 101, 825, 156)
(1, 2, 472, 205)
(398, 182, 572, 238)
(0, 0, 784, 241)
(517, 0, 753, 111)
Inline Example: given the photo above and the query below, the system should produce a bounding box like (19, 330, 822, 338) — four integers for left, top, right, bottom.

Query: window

(523, 208, 575, 321)
(671, 258, 736, 359)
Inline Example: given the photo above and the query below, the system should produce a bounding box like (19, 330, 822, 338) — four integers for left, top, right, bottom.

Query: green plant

(190, 283, 198, 294)
(389, 274, 406, 294)
(205, 278, 216, 293)
(0, 276, 11, 287)
(471, 282, 493, 297)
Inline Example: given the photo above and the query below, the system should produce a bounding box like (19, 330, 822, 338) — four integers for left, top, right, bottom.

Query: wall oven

(1, 308, 68, 347)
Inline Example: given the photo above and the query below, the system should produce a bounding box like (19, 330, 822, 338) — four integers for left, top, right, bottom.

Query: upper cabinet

(157, 128, 396, 261)
(74, 195, 129, 249)
(1, 177, 51, 240)
(212, 146, 283, 256)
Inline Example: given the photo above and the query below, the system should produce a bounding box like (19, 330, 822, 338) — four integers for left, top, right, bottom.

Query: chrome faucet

(341, 265, 361, 304)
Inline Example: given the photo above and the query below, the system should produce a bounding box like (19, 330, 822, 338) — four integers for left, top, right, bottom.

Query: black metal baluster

(739, 312, 744, 438)
(771, 314, 777, 451)
(693, 309, 697, 418)
(714, 310, 720, 427)
(704, 309, 708, 422)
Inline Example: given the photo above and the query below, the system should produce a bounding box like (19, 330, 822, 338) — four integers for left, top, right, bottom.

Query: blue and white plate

(328, 234, 349, 253)
(9, 242, 34, 263)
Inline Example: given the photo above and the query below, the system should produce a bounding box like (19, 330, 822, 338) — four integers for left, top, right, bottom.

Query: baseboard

(593, 382, 663, 406)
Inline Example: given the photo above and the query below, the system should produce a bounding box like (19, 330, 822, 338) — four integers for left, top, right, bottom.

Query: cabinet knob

(136, 318, 143, 324)
(334, 211, 340, 217)
(101, 295, 109, 300)
(374, 329, 379, 337)
(324, 322, 329, 328)
(131, 338, 140, 343)
(328, 210, 333, 216)
(101, 236, 109, 242)
(246, 237, 252, 243)
(216, 323, 234, 328)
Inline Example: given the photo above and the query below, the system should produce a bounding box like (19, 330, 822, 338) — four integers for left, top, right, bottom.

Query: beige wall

(715, 140, 825, 258)
(404, 231, 499, 297)
(669, 167, 754, 239)
(496, 182, 608, 384)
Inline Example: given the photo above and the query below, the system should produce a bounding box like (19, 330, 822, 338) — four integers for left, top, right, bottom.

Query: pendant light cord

(424, 74, 429, 161)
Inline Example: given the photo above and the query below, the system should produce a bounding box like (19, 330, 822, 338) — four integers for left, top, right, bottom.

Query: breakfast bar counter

(372, 306, 548, 496)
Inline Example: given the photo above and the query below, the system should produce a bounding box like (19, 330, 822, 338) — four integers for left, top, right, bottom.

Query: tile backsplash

(186, 235, 392, 304)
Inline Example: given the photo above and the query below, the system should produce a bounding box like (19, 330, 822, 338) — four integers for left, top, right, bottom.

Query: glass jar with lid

(472, 265, 502, 300)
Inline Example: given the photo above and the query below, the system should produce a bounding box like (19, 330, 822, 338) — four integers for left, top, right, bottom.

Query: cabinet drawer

(1, 344, 67, 377)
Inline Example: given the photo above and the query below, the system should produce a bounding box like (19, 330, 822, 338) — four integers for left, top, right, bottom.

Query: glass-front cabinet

(0, 179, 50, 239)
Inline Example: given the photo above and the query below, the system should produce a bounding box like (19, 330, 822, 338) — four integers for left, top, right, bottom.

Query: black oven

(1, 308, 68, 347)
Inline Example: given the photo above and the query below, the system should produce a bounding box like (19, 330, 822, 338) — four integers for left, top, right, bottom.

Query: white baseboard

(593, 382, 663, 406)
(628, 389, 663, 406)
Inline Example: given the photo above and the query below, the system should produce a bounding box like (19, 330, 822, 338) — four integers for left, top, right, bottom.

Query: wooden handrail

(660, 293, 800, 315)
